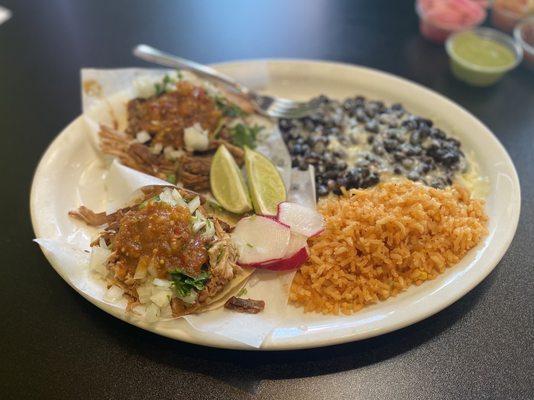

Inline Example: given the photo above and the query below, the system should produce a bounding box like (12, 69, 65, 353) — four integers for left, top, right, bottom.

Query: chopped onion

(134, 76, 158, 98)
(202, 219, 215, 239)
(104, 285, 124, 302)
(136, 131, 151, 143)
(132, 304, 146, 316)
(171, 189, 188, 207)
(179, 290, 198, 304)
(164, 146, 185, 160)
(137, 285, 152, 304)
(152, 278, 171, 288)
(98, 237, 108, 250)
(150, 289, 172, 308)
(160, 304, 173, 318)
(133, 258, 148, 280)
(150, 143, 163, 155)
(147, 260, 158, 277)
(184, 123, 209, 152)
(192, 210, 207, 233)
(159, 188, 177, 206)
(188, 196, 200, 214)
(144, 303, 160, 323)
(89, 246, 111, 276)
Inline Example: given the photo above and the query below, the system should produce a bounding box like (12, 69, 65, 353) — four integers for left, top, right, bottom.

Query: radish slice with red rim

(249, 246, 309, 271)
(231, 215, 291, 265)
(277, 202, 325, 237)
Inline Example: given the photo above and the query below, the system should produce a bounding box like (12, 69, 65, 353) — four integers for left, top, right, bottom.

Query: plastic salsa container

(446, 27, 523, 86)
(491, 0, 534, 33)
(416, 0, 487, 44)
(514, 17, 534, 69)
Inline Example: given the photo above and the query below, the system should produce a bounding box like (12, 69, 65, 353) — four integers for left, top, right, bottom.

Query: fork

(133, 44, 321, 119)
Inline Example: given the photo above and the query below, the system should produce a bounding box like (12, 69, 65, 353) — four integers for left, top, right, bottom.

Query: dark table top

(1, 0, 533, 399)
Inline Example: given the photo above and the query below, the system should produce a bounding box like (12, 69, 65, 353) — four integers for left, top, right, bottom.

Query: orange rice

(290, 180, 488, 315)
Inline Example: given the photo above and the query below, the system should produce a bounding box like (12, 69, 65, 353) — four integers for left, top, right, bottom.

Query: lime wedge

(244, 147, 287, 215)
(210, 145, 253, 214)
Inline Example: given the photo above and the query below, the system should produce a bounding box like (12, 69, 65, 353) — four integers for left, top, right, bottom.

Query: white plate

(31, 60, 520, 350)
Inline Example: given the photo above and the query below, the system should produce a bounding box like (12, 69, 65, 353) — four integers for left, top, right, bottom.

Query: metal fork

(133, 44, 321, 119)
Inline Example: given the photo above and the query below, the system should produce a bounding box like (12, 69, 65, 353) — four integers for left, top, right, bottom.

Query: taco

(96, 71, 266, 192)
(69, 185, 252, 321)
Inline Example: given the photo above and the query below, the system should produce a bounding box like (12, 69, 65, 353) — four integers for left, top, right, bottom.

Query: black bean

(383, 139, 397, 153)
(337, 177, 348, 188)
(394, 152, 405, 161)
(372, 144, 385, 155)
(407, 171, 420, 181)
(279, 118, 293, 132)
(419, 162, 431, 173)
(418, 124, 431, 137)
(337, 161, 348, 170)
(362, 172, 379, 188)
(447, 137, 461, 147)
(402, 158, 414, 168)
(356, 109, 368, 122)
(291, 158, 299, 168)
(323, 153, 334, 164)
(391, 103, 403, 111)
(367, 135, 375, 144)
(365, 120, 379, 133)
(327, 179, 337, 190)
(402, 119, 418, 130)
(347, 167, 361, 179)
(410, 131, 421, 145)
(333, 187, 342, 195)
(417, 117, 433, 128)
(298, 160, 308, 170)
(441, 152, 460, 166)
(325, 170, 338, 179)
(430, 128, 446, 139)
(393, 166, 402, 175)
(317, 185, 329, 197)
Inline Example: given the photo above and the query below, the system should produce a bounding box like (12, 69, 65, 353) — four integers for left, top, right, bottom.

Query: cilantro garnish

(166, 174, 176, 184)
(169, 268, 210, 297)
(229, 123, 263, 149)
(215, 97, 246, 118)
(154, 73, 178, 96)
(138, 194, 160, 209)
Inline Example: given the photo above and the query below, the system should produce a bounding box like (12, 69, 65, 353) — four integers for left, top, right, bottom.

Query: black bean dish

(279, 95, 468, 197)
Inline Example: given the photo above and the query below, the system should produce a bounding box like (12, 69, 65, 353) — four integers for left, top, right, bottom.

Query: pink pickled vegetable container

(416, 0, 488, 44)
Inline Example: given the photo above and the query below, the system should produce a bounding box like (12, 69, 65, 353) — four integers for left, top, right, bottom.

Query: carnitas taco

(96, 71, 266, 192)
(69, 185, 252, 321)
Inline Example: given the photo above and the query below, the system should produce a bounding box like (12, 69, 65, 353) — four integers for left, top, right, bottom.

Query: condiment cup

(514, 17, 534, 70)
(446, 27, 523, 86)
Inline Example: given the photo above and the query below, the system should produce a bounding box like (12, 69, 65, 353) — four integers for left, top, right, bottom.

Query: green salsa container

(446, 27, 523, 86)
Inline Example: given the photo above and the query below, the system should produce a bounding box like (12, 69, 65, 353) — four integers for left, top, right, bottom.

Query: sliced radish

(243, 232, 310, 271)
(283, 232, 308, 257)
(277, 202, 325, 238)
(251, 246, 309, 271)
(231, 215, 291, 265)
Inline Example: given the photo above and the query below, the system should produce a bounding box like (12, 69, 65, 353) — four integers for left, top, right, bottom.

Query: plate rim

(30, 59, 521, 350)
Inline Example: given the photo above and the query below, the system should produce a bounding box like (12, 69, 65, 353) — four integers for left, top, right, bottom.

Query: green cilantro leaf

(215, 96, 246, 118)
(229, 123, 263, 149)
(169, 268, 210, 298)
(166, 174, 176, 184)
